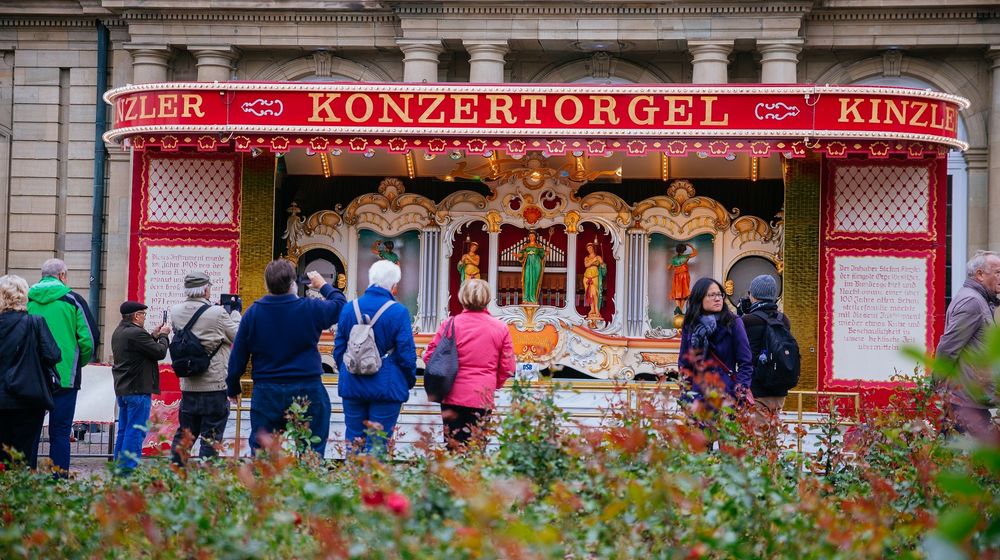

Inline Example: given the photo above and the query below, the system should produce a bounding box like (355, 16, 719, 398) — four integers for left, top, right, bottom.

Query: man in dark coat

(935, 251, 1000, 444)
(111, 301, 170, 472)
(740, 274, 793, 415)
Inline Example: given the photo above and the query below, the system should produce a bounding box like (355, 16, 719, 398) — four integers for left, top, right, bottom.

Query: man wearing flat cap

(111, 300, 171, 472)
(168, 271, 240, 465)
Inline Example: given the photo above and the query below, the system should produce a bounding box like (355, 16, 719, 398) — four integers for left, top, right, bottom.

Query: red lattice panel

(832, 164, 930, 235)
(146, 157, 236, 225)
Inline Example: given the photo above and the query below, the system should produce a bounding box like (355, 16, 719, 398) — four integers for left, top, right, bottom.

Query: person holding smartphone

(168, 271, 241, 465)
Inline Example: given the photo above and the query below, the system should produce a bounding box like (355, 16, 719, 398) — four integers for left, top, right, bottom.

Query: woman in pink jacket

(423, 279, 515, 449)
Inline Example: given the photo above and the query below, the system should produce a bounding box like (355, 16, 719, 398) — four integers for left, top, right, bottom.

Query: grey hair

(184, 285, 210, 299)
(967, 250, 1000, 278)
(40, 258, 67, 278)
(368, 259, 401, 291)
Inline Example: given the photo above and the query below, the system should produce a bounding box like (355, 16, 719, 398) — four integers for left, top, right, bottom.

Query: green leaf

(936, 507, 979, 543)
(935, 471, 983, 497)
(971, 446, 1000, 476)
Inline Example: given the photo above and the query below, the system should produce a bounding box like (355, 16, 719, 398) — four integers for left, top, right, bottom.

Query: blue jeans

(114, 395, 151, 471)
(342, 399, 402, 454)
(46, 389, 78, 475)
(249, 380, 331, 456)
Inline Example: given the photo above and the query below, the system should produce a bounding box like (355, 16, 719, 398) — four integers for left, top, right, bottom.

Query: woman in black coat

(0, 275, 61, 469)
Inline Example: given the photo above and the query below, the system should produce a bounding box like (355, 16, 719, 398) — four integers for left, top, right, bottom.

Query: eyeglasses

(705, 293, 725, 300)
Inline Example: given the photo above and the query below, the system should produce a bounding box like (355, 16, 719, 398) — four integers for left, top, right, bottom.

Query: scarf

(964, 278, 1000, 310)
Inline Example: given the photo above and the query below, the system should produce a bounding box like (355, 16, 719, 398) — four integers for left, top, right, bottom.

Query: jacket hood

(28, 276, 71, 304)
(0, 311, 27, 341)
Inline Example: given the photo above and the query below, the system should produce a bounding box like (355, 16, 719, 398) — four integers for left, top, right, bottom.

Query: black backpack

(751, 310, 801, 392)
(168, 304, 221, 378)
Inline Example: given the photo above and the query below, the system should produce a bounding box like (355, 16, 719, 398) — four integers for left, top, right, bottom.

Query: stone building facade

(1, 0, 998, 356)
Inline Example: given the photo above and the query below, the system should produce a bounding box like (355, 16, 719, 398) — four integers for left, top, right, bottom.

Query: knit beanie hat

(749, 274, 778, 302)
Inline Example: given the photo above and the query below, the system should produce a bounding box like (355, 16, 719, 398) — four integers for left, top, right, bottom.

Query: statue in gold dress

(457, 241, 481, 283)
(582, 242, 607, 324)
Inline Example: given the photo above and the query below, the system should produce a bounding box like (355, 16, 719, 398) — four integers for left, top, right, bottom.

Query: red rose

(361, 489, 385, 507)
(385, 493, 411, 517)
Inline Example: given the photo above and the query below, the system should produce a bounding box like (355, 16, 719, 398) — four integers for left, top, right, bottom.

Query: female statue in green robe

(517, 231, 546, 304)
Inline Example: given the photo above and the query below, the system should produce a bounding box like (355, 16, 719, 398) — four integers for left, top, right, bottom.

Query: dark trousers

(0, 408, 46, 468)
(44, 389, 78, 475)
(441, 404, 490, 449)
(171, 390, 230, 465)
(951, 404, 1000, 445)
(249, 380, 331, 456)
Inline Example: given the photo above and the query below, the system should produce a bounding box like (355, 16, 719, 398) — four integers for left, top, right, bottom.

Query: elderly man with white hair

(935, 250, 1000, 444)
(168, 271, 240, 465)
(334, 259, 416, 454)
(27, 258, 99, 475)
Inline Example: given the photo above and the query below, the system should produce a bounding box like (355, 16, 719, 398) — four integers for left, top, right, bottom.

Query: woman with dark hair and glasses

(677, 277, 754, 404)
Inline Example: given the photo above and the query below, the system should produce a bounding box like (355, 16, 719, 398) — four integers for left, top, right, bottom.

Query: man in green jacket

(27, 259, 99, 475)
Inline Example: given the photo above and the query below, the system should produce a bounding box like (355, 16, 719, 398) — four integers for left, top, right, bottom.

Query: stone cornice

(121, 10, 396, 24)
(391, 3, 814, 16)
(0, 16, 126, 27)
(808, 6, 1000, 22)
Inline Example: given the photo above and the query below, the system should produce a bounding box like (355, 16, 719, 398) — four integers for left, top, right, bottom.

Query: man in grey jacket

(168, 272, 240, 464)
(935, 251, 1000, 444)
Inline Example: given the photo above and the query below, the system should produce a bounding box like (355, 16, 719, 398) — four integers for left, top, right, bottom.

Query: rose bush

(0, 378, 997, 559)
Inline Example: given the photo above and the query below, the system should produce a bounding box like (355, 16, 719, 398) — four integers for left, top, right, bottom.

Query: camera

(735, 295, 752, 316)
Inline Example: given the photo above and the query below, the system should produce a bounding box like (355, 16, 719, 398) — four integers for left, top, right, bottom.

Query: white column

(397, 40, 444, 83)
(487, 230, 499, 302)
(688, 41, 733, 84)
(125, 45, 172, 84)
(464, 41, 508, 83)
(565, 231, 577, 310)
(758, 40, 802, 83)
(966, 147, 989, 256)
(988, 49, 1000, 252)
(190, 47, 239, 82)
(949, 151, 970, 295)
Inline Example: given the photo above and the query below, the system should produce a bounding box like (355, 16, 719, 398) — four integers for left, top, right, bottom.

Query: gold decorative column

(238, 153, 276, 306)
(783, 154, 821, 396)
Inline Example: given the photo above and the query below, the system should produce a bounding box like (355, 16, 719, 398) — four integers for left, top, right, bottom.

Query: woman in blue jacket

(677, 277, 754, 404)
(334, 260, 416, 454)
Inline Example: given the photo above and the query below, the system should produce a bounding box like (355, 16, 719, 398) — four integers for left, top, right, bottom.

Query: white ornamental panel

(832, 165, 929, 234)
(147, 157, 236, 224)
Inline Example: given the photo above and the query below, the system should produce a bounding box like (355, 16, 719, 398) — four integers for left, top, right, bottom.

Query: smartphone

(220, 294, 243, 314)
(162, 310, 168, 324)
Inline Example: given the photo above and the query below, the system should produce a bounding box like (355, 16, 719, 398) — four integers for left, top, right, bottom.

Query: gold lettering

(628, 96, 657, 126)
(452, 94, 478, 124)
(139, 95, 156, 119)
(908, 101, 928, 127)
(417, 94, 446, 123)
(158, 94, 178, 119)
(699, 96, 729, 126)
(554, 95, 584, 125)
(882, 100, 908, 125)
(308, 93, 341, 123)
(485, 94, 515, 124)
(123, 97, 138, 121)
(520, 95, 546, 124)
(377, 93, 413, 123)
(929, 104, 943, 129)
(868, 99, 882, 124)
(589, 95, 619, 125)
(345, 93, 374, 122)
(944, 106, 957, 132)
(181, 94, 205, 118)
(838, 98, 865, 123)
(662, 96, 693, 126)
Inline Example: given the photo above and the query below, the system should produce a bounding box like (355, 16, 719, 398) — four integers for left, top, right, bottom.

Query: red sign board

(105, 83, 967, 149)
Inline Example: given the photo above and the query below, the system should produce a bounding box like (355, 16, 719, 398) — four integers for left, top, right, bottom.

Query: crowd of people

(0, 250, 997, 474)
